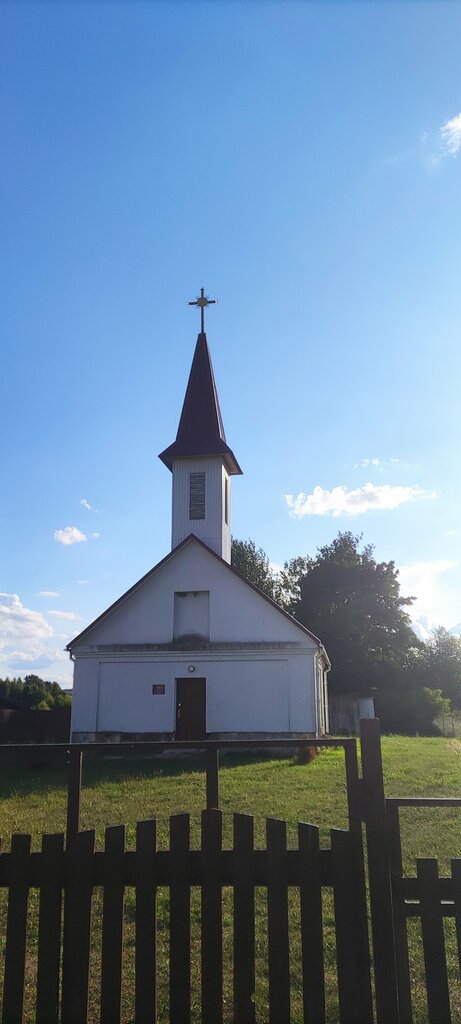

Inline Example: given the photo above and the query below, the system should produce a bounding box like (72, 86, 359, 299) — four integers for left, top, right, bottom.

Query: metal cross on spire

(188, 287, 217, 334)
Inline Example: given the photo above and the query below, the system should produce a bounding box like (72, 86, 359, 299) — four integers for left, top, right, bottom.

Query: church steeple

(159, 295, 242, 562)
(158, 332, 242, 476)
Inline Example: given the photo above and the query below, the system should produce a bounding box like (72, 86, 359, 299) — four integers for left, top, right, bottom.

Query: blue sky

(2, 1, 461, 684)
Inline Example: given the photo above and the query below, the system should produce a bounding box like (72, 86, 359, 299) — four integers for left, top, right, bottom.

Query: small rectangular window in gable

(189, 472, 205, 520)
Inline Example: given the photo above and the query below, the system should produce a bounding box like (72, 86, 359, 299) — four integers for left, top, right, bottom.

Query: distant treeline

(0, 674, 71, 710)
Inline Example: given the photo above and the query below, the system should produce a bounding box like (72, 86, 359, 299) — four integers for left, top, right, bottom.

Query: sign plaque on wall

(152, 684, 165, 695)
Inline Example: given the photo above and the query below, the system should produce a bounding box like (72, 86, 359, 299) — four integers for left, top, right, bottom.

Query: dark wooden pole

(66, 747, 82, 844)
(360, 718, 399, 1024)
(206, 747, 219, 810)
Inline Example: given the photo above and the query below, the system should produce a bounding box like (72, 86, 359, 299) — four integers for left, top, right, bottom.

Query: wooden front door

(175, 678, 206, 740)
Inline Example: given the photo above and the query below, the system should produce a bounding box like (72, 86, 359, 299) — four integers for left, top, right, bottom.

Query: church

(68, 291, 330, 741)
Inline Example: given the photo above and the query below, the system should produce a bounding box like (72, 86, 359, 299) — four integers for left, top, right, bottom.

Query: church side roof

(66, 534, 322, 651)
(158, 332, 242, 475)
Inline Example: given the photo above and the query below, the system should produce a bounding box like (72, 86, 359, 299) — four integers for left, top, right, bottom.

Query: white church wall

(288, 655, 318, 734)
(206, 660, 289, 732)
(70, 649, 318, 738)
(97, 662, 174, 733)
(70, 658, 99, 734)
(72, 540, 315, 650)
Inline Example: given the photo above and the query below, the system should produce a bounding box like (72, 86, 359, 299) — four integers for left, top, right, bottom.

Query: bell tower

(159, 290, 242, 563)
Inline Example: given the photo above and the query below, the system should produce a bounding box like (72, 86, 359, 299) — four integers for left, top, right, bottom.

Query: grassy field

(1, 736, 461, 1021)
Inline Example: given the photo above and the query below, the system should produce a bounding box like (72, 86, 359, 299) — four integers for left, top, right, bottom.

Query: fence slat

(36, 833, 64, 1024)
(135, 819, 157, 1024)
(100, 825, 125, 1024)
(452, 858, 461, 979)
(233, 813, 255, 1024)
(66, 748, 82, 842)
(343, 741, 361, 835)
(2, 833, 31, 1024)
(360, 718, 399, 1024)
(169, 814, 191, 1024)
(267, 818, 290, 1024)
(331, 828, 373, 1024)
(61, 829, 95, 1024)
(417, 858, 451, 1024)
(387, 802, 413, 1024)
(201, 809, 223, 1024)
(298, 823, 325, 1024)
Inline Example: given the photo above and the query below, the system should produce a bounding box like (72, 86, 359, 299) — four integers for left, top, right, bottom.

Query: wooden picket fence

(1, 720, 461, 1023)
(0, 811, 373, 1024)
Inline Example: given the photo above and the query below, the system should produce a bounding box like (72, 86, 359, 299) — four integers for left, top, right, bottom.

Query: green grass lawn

(1, 736, 461, 1022)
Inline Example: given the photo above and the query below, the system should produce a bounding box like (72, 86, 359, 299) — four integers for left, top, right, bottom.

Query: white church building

(68, 294, 330, 741)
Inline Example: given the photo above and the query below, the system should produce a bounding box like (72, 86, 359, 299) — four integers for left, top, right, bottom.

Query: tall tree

(231, 538, 281, 601)
(231, 538, 312, 610)
(292, 532, 420, 697)
(420, 627, 461, 708)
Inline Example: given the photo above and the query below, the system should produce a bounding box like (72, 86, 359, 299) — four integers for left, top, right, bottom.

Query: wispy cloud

(80, 498, 99, 513)
(353, 457, 383, 470)
(285, 483, 428, 518)
(440, 113, 461, 155)
(351, 457, 420, 472)
(54, 526, 86, 546)
(77, 579, 90, 586)
(37, 590, 59, 598)
(47, 610, 80, 621)
(6, 648, 68, 668)
(387, 115, 461, 173)
(91, 532, 100, 540)
(417, 113, 461, 170)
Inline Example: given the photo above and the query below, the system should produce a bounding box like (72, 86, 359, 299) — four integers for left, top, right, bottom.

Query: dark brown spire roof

(159, 332, 242, 475)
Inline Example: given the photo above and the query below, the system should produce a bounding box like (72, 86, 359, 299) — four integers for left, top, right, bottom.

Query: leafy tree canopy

(292, 532, 421, 698)
(231, 531, 453, 733)
(417, 627, 461, 709)
(0, 675, 71, 710)
(231, 538, 281, 601)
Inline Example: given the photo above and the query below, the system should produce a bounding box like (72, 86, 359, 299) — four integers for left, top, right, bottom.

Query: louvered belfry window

(189, 472, 205, 519)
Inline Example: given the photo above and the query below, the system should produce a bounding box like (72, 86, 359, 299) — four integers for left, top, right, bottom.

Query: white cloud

(37, 590, 59, 598)
(91, 532, 100, 540)
(7, 647, 68, 667)
(398, 560, 458, 628)
(446, 529, 458, 537)
(47, 610, 80, 621)
(77, 579, 90, 586)
(411, 614, 436, 643)
(285, 483, 428, 518)
(0, 592, 75, 677)
(0, 593, 54, 648)
(387, 118, 461, 173)
(440, 113, 461, 155)
(353, 458, 383, 470)
(80, 498, 99, 513)
(352, 457, 419, 472)
(54, 526, 86, 546)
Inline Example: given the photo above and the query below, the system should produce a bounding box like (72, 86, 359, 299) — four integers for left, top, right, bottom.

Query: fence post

(66, 747, 82, 844)
(206, 746, 219, 810)
(360, 718, 399, 1024)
